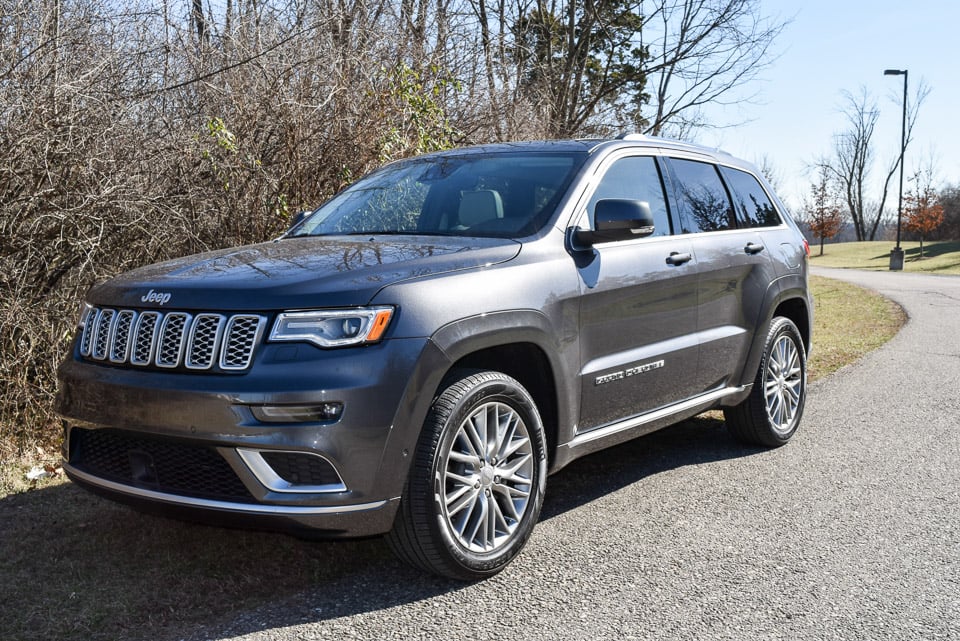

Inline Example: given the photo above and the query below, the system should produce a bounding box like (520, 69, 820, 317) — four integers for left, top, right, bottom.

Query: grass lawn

(0, 274, 907, 641)
(809, 239, 960, 274)
(807, 275, 904, 380)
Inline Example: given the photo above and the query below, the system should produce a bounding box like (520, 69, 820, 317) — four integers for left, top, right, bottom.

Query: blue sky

(691, 0, 959, 210)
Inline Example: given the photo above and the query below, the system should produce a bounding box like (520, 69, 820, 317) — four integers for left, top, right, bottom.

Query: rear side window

(669, 158, 735, 234)
(719, 166, 783, 228)
(587, 156, 671, 237)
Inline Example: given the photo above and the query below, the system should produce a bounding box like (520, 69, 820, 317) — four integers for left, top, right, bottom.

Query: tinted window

(669, 158, 734, 234)
(719, 166, 783, 228)
(587, 156, 671, 237)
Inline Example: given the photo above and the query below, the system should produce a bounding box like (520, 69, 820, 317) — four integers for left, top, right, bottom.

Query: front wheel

(724, 317, 807, 447)
(387, 370, 548, 581)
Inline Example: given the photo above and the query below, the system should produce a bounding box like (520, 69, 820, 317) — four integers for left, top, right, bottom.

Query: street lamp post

(884, 68, 908, 271)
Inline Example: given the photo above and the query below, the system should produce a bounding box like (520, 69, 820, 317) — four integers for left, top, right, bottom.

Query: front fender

(379, 309, 580, 482)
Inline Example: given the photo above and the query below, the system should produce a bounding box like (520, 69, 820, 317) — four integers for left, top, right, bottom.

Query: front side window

(719, 166, 783, 228)
(288, 152, 586, 239)
(587, 156, 671, 237)
(669, 158, 735, 234)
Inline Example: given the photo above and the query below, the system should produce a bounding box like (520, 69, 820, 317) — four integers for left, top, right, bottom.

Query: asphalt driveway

(181, 267, 960, 641)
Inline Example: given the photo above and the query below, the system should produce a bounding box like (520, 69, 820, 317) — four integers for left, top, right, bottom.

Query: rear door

(663, 157, 781, 393)
(573, 153, 701, 432)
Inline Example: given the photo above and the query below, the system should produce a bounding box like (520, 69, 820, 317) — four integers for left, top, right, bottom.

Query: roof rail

(615, 132, 734, 157)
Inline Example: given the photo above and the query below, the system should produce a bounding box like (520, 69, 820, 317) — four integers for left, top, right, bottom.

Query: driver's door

(575, 154, 701, 432)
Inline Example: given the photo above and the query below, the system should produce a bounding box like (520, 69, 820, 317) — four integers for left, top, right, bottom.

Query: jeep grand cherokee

(56, 135, 812, 580)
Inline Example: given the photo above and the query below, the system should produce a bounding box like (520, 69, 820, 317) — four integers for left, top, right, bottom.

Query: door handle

(745, 242, 765, 255)
(666, 252, 692, 266)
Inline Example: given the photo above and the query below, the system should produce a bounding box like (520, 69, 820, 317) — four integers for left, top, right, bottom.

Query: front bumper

(56, 336, 448, 537)
(63, 463, 400, 538)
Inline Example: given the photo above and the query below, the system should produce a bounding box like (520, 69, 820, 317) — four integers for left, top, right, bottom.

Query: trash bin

(889, 247, 905, 271)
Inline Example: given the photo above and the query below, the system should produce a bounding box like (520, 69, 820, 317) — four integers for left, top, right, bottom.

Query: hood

(88, 235, 521, 311)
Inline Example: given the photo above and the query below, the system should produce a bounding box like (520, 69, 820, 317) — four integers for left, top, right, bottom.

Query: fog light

(251, 402, 344, 423)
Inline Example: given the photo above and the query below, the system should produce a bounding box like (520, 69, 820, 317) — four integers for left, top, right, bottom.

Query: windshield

(288, 151, 586, 239)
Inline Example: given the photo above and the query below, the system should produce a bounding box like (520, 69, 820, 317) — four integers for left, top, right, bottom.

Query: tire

(724, 317, 807, 447)
(387, 370, 547, 580)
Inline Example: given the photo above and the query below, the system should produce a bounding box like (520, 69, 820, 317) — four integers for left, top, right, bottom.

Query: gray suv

(56, 135, 812, 580)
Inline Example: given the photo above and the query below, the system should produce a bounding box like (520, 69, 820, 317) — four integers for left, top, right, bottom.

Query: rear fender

(725, 274, 811, 401)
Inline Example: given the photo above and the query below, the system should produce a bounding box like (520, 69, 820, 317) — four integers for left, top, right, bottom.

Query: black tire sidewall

(757, 317, 807, 444)
(424, 372, 547, 577)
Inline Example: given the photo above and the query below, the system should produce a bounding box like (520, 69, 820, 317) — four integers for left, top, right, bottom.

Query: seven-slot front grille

(79, 306, 265, 372)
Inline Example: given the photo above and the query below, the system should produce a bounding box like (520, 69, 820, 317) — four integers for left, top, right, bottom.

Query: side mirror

(573, 199, 656, 246)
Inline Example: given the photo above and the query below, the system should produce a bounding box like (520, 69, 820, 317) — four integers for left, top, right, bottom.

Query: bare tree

(819, 83, 928, 241)
(638, 0, 788, 136)
(936, 185, 960, 240)
(460, 0, 787, 139)
(821, 89, 877, 242)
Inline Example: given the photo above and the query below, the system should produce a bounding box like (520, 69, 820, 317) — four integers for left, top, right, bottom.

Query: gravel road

(181, 267, 960, 641)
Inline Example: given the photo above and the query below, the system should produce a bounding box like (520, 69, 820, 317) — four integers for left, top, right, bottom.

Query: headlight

(269, 307, 393, 348)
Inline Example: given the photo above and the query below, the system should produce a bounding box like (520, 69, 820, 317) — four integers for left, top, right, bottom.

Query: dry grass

(807, 275, 906, 380)
(810, 240, 960, 274)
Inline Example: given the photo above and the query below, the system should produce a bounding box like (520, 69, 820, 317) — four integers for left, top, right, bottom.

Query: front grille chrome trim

(130, 311, 162, 366)
(155, 312, 192, 368)
(78, 305, 97, 357)
(185, 314, 226, 370)
(90, 308, 116, 361)
(220, 315, 265, 371)
(109, 310, 137, 363)
(79, 307, 264, 372)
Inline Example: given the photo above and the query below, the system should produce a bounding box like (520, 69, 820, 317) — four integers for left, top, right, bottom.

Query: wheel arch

(429, 310, 576, 472)
(446, 343, 559, 466)
(773, 295, 812, 355)
(729, 277, 812, 396)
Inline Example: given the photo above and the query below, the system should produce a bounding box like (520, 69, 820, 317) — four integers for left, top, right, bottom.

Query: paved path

(181, 267, 960, 641)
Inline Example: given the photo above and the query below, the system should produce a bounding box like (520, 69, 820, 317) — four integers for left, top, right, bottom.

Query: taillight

(802, 239, 810, 257)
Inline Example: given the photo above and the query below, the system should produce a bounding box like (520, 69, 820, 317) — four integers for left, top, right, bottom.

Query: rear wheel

(387, 370, 547, 580)
(724, 317, 807, 447)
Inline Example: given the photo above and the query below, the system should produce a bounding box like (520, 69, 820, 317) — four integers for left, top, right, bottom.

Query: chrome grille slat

(79, 307, 263, 372)
(91, 309, 115, 360)
(221, 315, 264, 370)
(186, 314, 225, 370)
(131, 312, 161, 366)
(109, 310, 136, 363)
(79, 306, 97, 357)
(156, 313, 191, 368)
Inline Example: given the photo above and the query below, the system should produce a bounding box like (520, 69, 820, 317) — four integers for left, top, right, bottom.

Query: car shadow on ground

(0, 415, 761, 641)
(540, 415, 761, 521)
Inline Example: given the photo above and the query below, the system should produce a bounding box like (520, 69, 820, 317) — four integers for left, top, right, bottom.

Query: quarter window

(669, 158, 735, 234)
(588, 156, 671, 237)
(719, 166, 783, 228)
